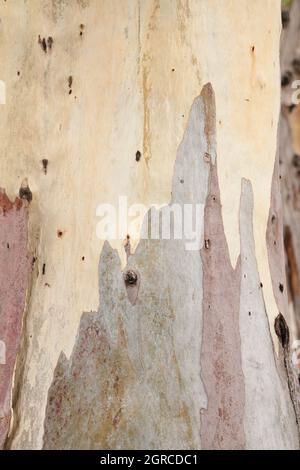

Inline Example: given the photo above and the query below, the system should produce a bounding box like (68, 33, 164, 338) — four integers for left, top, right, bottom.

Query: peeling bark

(200, 161, 245, 450)
(0, 0, 296, 450)
(0, 192, 29, 448)
(280, 0, 300, 338)
(41, 84, 299, 449)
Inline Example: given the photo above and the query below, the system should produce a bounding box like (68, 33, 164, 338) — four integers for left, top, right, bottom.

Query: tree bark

(0, 0, 299, 450)
(280, 0, 300, 340)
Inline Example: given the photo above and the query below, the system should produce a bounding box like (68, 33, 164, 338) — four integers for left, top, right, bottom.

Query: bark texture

(0, 194, 29, 448)
(0, 0, 298, 450)
(280, 0, 300, 341)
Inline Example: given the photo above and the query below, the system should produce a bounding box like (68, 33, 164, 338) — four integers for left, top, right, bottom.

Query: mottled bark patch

(267, 152, 300, 443)
(280, 0, 300, 339)
(200, 164, 245, 450)
(0, 192, 29, 448)
(266, 156, 289, 323)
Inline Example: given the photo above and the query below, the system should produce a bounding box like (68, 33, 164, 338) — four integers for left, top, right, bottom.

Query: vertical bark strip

(267, 145, 300, 443)
(239, 179, 298, 449)
(0, 192, 29, 448)
(280, 0, 300, 337)
(200, 163, 245, 450)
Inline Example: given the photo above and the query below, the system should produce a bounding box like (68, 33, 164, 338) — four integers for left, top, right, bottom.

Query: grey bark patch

(239, 179, 298, 449)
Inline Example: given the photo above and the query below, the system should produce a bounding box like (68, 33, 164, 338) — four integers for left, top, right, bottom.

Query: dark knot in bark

(274, 313, 290, 349)
(123, 269, 138, 286)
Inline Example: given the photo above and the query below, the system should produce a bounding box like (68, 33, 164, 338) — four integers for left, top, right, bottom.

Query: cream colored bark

(0, 0, 298, 450)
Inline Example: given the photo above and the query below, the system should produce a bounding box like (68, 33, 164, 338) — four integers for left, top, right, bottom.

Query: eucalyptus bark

(0, 0, 299, 450)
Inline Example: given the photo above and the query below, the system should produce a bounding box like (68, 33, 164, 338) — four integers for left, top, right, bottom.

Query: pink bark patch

(200, 165, 246, 449)
(0, 190, 29, 448)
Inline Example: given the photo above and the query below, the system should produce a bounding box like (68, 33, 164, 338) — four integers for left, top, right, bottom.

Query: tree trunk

(0, 0, 299, 450)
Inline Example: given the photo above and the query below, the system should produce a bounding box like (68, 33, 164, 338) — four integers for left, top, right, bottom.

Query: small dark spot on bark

(42, 263, 46, 275)
(47, 37, 53, 50)
(248, 311, 251, 316)
(274, 240, 277, 246)
(171, 68, 175, 72)
(31, 256, 36, 267)
(19, 183, 32, 202)
(282, 10, 290, 29)
(42, 158, 48, 174)
(38, 35, 47, 53)
(44, 282, 50, 287)
(279, 175, 282, 180)
(204, 239, 210, 249)
(180, 178, 184, 184)
(57, 230, 64, 238)
(38, 35, 53, 53)
(81, 256, 85, 261)
(204, 152, 211, 163)
(251, 45, 255, 52)
(69, 89, 72, 95)
(123, 269, 138, 285)
(7, 243, 9, 249)
(135, 150, 141, 162)
(17, 71, 20, 76)
(274, 313, 290, 348)
(260, 282, 263, 288)
(279, 283, 284, 293)
(124, 235, 131, 259)
(271, 214, 276, 223)
(281, 70, 292, 87)
(68, 76, 73, 88)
